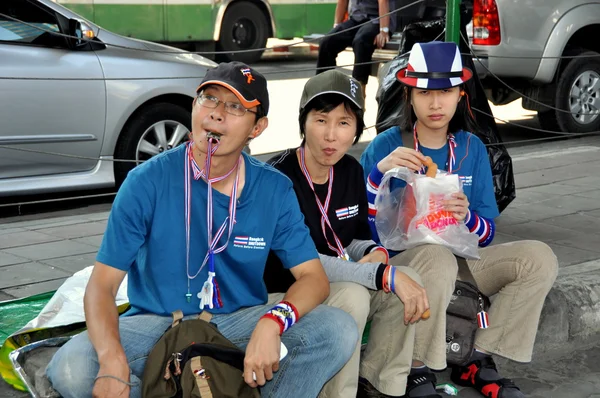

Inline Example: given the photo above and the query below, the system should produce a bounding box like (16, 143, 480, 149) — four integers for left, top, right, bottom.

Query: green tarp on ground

(0, 292, 55, 392)
(0, 292, 55, 344)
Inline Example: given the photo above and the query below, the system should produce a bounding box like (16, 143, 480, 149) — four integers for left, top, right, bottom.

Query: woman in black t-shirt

(264, 70, 431, 398)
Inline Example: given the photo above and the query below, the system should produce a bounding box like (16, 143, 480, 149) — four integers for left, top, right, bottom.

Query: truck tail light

(473, 0, 501, 45)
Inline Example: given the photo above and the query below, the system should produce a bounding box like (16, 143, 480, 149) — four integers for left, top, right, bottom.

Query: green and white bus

(55, 0, 337, 62)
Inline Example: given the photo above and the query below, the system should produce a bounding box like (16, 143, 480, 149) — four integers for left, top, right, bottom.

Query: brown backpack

(142, 311, 260, 398)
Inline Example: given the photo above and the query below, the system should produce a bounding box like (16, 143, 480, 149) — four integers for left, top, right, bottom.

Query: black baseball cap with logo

(299, 70, 364, 111)
(197, 61, 269, 115)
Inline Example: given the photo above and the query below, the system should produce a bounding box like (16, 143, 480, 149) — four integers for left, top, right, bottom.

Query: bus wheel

(219, 1, 268, 64)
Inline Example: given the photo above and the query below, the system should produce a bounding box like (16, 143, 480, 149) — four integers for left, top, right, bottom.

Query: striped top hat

(396, 41, 473, 89)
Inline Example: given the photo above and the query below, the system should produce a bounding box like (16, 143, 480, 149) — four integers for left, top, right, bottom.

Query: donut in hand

(423, 156, 438, 178)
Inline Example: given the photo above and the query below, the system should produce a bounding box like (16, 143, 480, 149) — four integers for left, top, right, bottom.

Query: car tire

(218, 1, 269, 64)
(114, 103, 191, 186)
(553, 49, 600, 133)
(537, 110, 560, 132)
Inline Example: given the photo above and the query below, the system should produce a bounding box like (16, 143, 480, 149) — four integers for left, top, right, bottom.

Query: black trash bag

(461, 50, 516, 213)
(374, 17, 516, 213)
(375, 18, 447, 134)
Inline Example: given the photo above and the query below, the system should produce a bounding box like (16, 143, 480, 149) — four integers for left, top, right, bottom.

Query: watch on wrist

(380, 27, 389, 33)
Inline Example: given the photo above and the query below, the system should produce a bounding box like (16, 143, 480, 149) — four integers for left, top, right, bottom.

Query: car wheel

(218, 1, 269, 64)
(537, 109, 560, 132)
(114, 103, 191, 186)
(553, 49, 600, 133)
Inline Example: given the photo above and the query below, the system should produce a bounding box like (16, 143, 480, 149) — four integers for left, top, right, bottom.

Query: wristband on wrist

(371, 246, 389, 264)
(390, 266, 396, 293)
(465, 209, 472, 224)
(260, 301, 299, 335)
(261, 313, 285, 335)
(382, 265, 389, 292)
(382, 265, 393, 293)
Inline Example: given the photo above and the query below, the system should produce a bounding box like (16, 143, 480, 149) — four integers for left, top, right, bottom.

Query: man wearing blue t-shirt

(46, 62, 358, 398)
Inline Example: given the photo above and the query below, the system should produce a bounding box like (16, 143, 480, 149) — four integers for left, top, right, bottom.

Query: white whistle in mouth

(206, 131, 221, 142)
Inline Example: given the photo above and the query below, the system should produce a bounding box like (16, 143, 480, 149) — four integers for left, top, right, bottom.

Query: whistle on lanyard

(198, 272, 216, 310)
(206, 131, 222, 142)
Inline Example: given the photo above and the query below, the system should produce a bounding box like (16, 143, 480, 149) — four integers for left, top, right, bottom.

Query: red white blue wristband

(261, 301, 299, 335)
(390, 266, 396, 293)
(371, 246, 389, 264)
(382, 265, 392, 293)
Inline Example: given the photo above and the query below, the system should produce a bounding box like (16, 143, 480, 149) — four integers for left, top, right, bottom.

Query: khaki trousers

(319, 267, 422, 397)
(390, 240, 558, 370)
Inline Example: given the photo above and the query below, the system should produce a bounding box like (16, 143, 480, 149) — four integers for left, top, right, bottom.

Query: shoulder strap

(456, 258, 477, 286)
(172, 310, 212, 327)
(172, 310, 184, 327)
(198, 311, 213, 322)
(191, 356, 213, 398)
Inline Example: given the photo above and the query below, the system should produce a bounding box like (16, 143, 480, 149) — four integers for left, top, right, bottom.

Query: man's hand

(92, 356, 131, 398)
(358, 250, 387, 264)
(374, 31, 390, 49)
(243, 318, 281, 388)
(392, 268, 429, 325)
(377, 147, 427, 174)
(444, 192, 470, 222)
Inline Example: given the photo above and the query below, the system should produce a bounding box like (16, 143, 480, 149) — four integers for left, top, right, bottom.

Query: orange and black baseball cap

(196, 61, 269, 115)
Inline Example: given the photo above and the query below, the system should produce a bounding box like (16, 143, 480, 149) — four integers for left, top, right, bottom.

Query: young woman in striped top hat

(360, 41, 558, 398)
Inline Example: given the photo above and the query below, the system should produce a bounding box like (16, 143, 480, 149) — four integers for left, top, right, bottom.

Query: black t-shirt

(263, 148, 372, 293)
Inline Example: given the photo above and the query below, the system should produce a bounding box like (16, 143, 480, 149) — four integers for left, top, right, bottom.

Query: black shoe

(450, 356, 524, 398)
(357, 377, 398, 398)
(400, 372, 442, 398)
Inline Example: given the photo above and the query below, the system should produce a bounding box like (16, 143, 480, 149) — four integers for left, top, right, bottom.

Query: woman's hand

(393, 269, 430, 325)
(358, 249, 387, 264)
(377, 147, 427, 174)
(444, 192, 470, 222)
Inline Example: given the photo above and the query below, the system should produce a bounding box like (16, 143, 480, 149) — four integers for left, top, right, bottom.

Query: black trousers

(316, 18, 380, 84)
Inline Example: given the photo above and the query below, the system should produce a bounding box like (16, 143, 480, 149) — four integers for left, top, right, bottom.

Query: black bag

(446, 260, 491, 366)
(375, 14, 516, 212)
(142, 311, 260, 398)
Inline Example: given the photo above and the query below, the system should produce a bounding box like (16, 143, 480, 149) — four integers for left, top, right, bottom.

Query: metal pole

(445, 0, 461, 44)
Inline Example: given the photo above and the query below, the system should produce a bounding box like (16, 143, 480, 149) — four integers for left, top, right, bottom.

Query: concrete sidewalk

(1, 139, 600, 396)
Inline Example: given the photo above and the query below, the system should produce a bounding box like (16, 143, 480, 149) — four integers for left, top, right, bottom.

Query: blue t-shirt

(97, 145, 318, 316)
(360, 126, 500, 220)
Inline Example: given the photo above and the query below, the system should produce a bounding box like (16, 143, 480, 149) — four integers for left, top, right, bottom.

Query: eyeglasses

(196, 94, 257, 117)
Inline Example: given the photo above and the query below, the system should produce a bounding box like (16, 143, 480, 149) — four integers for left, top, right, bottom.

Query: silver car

(0, 0, 216, 197)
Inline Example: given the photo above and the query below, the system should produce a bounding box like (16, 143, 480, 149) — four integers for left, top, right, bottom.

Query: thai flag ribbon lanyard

(184, 138, 241, 309)
(298, 146, 349, 260)
(412, 122, 457, 174)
